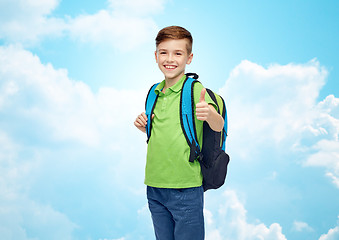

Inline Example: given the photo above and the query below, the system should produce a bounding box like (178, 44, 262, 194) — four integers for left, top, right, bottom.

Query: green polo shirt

(145, 75, 216, 188)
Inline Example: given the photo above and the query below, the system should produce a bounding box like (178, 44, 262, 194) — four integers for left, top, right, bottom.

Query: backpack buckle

(189, 143, 201, 163)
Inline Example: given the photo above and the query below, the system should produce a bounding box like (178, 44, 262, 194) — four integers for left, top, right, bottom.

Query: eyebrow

(158, 48, 185, 52)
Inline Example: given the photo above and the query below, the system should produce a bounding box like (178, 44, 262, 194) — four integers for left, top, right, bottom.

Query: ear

(155, 51, 158, 63)
(186, 53, 193, 65)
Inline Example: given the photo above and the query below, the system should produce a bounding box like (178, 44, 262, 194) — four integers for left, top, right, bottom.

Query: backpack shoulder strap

(219, 95, 228, 151)
(145, 83, 160, 143)
(180, 73, 201, 162)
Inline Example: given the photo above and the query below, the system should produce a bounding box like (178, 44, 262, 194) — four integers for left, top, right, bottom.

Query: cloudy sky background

(0, 0, 338, 239)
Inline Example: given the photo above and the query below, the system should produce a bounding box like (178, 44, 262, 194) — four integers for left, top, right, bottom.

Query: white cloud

(0, 45, 145, 146)
(0, 0, 66, 44)
(326, 172, 339, 188)
(205, 190, 287, 240)
(293, 220, 314, 232)
(0, 131, 78, 240)
(315, 94, 339, 138)
(0, 44, 150, 239)
(219, 59, 328, 153)
(67, 10, 158, 50)
(304, 139, 339, 188)
(67, 0, 166, 49)
(106, 204, 153, 240)
(303, 95, 339, 188)
(219, 59, 339, 189)
(0, 0, 165, 49)
(319, 220, 339, 240)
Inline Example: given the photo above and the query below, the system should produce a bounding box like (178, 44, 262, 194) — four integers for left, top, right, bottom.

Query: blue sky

(0, 0, 338, 240)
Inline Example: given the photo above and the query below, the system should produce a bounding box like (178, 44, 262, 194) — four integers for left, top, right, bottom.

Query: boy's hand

(196, 88, 224, 132)
(134, 112, 154, 133)
(196, 88, 211, 121)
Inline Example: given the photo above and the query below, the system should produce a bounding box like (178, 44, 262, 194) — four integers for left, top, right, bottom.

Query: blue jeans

(147, 186, 205, 240)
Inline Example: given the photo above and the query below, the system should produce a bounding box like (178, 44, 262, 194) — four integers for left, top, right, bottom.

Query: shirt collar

(155, 75, 187, 94)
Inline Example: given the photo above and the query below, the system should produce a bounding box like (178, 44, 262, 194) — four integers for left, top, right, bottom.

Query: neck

(163, 73, 185, 92)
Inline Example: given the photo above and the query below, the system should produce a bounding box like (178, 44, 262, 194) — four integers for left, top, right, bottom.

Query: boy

(134, 26, 224, 240)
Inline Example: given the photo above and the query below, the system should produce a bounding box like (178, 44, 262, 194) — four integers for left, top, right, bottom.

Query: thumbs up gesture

(196, 88, 211, 121)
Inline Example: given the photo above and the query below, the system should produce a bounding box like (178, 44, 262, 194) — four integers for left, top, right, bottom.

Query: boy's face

(155, 39, 193, 82)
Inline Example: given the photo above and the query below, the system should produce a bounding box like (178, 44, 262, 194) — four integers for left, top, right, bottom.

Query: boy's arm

(196, 88, 224, 132)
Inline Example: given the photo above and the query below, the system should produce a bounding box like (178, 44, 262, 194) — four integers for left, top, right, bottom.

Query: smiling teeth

(165, 66, 176, 69)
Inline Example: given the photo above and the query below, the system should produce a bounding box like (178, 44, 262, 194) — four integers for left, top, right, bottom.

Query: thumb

(199, 88, 206, 103)
(151, 114, 155, 119)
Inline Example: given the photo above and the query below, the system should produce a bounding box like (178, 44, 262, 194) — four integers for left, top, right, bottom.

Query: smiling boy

(134, 26, 224, 240)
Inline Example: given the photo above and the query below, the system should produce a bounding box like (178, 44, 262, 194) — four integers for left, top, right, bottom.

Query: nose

(167, 53, 174, 62)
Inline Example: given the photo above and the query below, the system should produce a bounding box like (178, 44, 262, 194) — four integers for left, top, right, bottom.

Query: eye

(176, 52, 182, 56)
(160, 51, 167, 55)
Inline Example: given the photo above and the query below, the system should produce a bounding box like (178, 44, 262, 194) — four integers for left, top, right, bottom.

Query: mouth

(164, 65, 177, 70)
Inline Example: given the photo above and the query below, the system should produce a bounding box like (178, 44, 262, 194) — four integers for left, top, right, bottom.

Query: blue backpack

(145, 73, 230, 191)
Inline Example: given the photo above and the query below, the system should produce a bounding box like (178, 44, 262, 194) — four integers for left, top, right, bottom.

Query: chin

(165, 74, 178, 80)
(163, 71, 183, 80)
